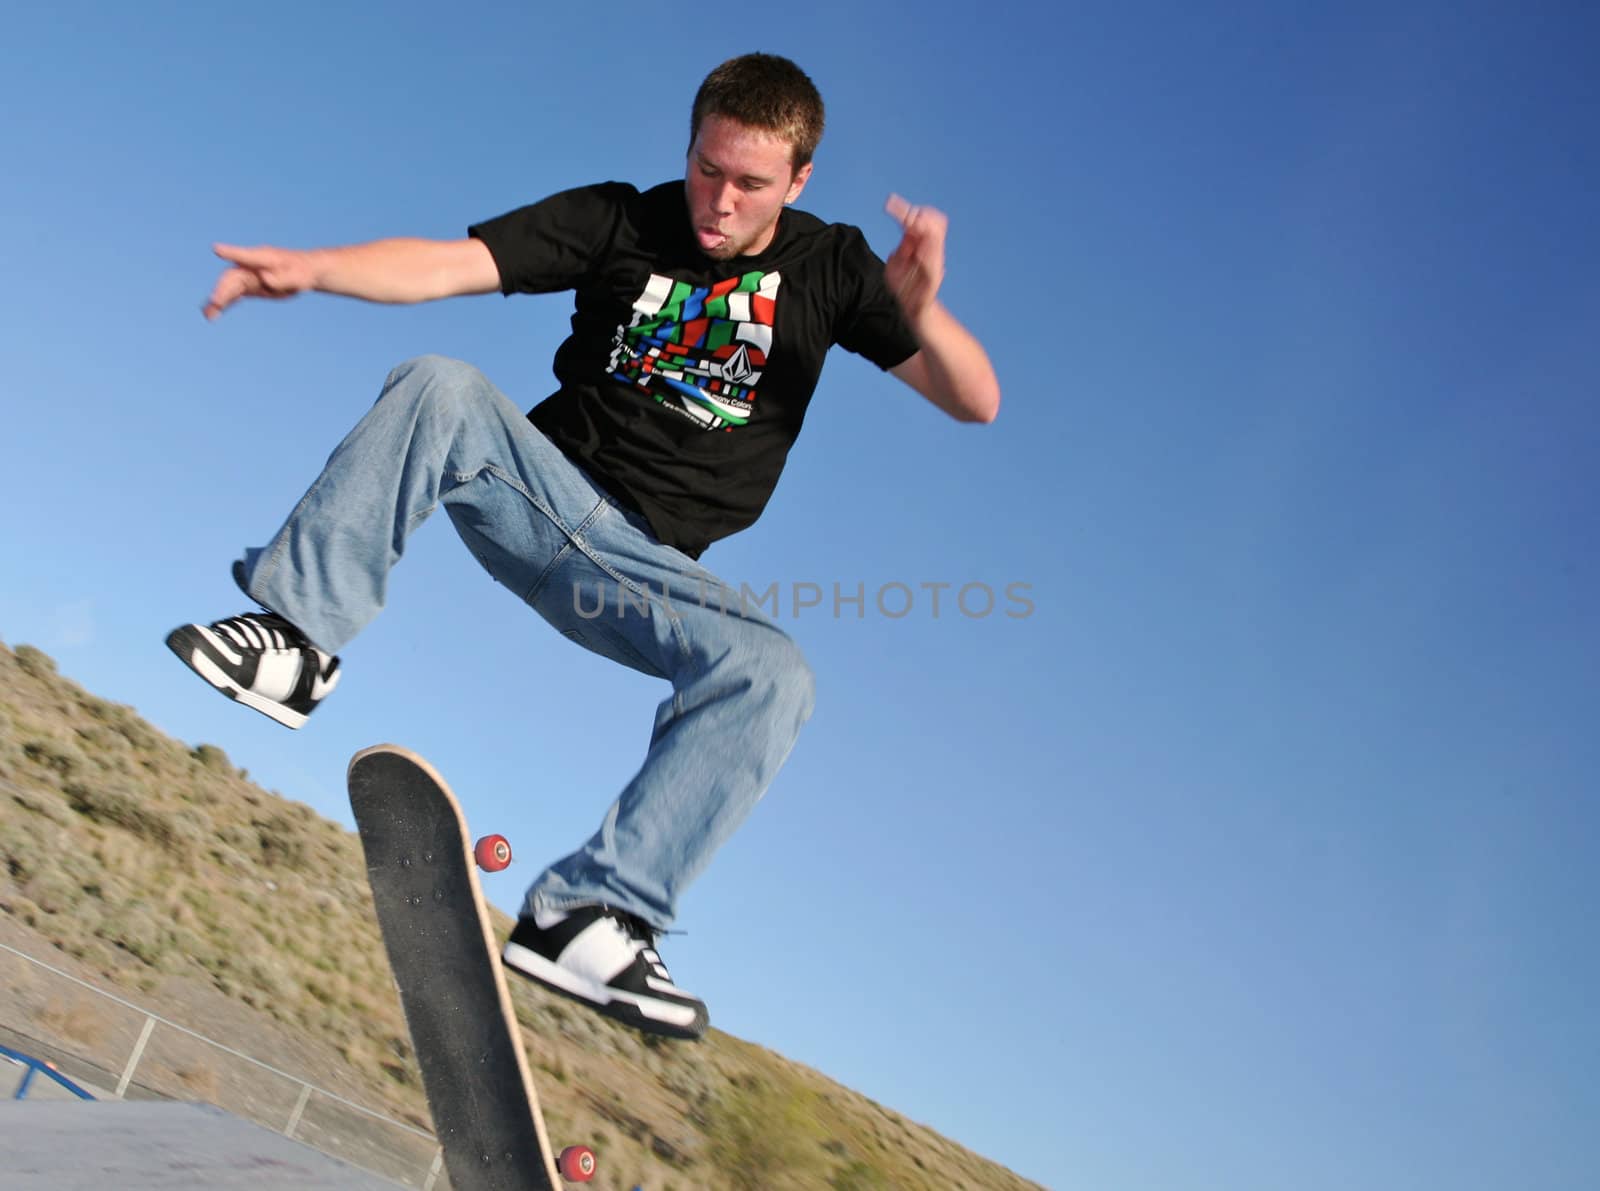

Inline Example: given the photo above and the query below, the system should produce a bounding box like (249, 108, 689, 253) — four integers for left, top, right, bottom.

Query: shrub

(831, 1160, 893, 1189)
(191, 743, 232, 772)
(254, 814, 310, 869)
(98, 902, 175, 967)
(22, 737, 87, 777)
(703, 1076, 829, 1189)
(14, 644, 57, 677)
(65, 781, 180, 851)
(5, 783, 72, 826)
(22, 864, 82, 916)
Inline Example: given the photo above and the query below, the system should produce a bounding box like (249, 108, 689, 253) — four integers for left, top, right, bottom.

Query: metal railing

(2, 1039, 95, 1100)
(0, 938, 450, 1188)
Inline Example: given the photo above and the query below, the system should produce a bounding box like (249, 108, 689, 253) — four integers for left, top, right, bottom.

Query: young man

(167, 54, 999, 1040)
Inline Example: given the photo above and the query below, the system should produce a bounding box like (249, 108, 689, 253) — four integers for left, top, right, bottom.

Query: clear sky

(2, 3, 1597, 1187)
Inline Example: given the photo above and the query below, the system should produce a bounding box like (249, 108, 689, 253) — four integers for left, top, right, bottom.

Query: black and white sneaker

(503, 906, 709, 1041)
(165, 611, 340, 730)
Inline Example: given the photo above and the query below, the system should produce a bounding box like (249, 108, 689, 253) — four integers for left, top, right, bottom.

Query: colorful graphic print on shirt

(607, 271, 780, 431)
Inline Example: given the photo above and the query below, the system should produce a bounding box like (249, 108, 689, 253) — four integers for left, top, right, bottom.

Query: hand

(883, 194, 947, 321)
(202, 243, 319, 320)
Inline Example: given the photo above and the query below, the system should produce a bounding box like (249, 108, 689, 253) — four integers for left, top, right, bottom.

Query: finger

(906, 209, 946, 248)
(212, 242, 277, 269)
(888, 195, 933, 234)
(202, 278, 241, 320)
(886, 253, 928, 298)
(893, 228, 940, 276)
(204, 267, 260, 317)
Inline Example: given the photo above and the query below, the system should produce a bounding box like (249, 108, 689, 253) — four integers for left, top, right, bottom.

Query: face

(685, 114, 813, 260)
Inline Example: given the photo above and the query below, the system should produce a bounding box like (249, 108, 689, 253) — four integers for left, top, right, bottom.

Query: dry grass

(35, 993, 107, 1049)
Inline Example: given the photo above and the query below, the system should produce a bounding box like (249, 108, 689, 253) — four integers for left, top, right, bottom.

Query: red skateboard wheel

(558, 1144, 596, 1181)
(473, 834, 512, 872)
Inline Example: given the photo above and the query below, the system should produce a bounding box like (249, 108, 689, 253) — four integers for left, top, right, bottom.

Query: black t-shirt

(468, 181, 919, 558)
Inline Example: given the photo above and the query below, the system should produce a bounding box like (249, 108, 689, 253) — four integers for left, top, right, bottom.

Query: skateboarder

(167, 53, 999, 1041)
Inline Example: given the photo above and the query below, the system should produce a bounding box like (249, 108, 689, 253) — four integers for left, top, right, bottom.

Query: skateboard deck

(348, 744, 563, 1191)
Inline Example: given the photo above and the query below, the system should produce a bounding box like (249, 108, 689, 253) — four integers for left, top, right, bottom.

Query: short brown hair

(690, 53, 826, 170)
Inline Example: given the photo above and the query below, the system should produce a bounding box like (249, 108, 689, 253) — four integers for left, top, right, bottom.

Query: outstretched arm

(882, 195, 1001, 424)
(202, 238, 500, 320)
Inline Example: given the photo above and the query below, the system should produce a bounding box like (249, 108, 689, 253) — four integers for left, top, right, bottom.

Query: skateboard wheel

(558, 1144, 596, 1181)
(473, 834, 512, 872)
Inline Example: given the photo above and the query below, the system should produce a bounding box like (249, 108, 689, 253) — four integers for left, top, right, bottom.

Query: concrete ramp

(0, 1100, 404, 1189)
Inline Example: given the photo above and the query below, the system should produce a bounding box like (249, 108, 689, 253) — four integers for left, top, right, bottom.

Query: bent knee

(387, 354, 482, 387)
(376, 355, 501, 426)
(759, 634, 817, 724)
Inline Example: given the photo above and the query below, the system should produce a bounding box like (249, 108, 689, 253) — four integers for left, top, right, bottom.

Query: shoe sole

(502, 939, 708, 1040)
(165, 626, 308, 730)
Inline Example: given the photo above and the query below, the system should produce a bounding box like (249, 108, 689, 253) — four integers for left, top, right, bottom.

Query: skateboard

(348, 744, 595, 1188)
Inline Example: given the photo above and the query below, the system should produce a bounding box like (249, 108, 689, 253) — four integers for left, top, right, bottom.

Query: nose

(711, 179, 738, 215)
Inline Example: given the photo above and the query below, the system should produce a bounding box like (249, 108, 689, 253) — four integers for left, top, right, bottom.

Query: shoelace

(607, 909, 678, 982)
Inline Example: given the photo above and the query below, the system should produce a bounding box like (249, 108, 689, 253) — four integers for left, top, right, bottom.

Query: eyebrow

(695, 153, 778, 187)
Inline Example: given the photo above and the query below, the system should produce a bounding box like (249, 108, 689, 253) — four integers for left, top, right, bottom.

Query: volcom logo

(723, 344, 754, 385)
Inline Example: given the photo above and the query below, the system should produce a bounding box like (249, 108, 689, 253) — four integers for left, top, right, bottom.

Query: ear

(785, 162, 814, 205)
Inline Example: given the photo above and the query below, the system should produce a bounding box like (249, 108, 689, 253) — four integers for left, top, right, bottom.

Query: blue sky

(2, 3, 1597, 1187)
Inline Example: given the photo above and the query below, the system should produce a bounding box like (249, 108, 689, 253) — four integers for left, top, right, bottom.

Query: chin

(699, 234, 747, 261)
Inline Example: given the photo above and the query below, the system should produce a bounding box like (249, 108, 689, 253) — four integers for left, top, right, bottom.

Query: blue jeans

(235, 355, 815, 930)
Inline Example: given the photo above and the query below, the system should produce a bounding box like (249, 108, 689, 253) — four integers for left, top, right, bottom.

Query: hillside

(0, 638, 1042, 1190)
